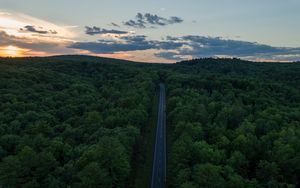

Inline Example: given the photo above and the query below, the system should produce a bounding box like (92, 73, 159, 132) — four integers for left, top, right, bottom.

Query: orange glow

(96, 53, 135, 60)
(0, 45, 25, 57)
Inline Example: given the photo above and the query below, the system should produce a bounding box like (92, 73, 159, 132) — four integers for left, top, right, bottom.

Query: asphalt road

(151, 83, 166, 188)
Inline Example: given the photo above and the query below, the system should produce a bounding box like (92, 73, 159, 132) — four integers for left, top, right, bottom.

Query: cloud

(0, 30, 76, 56)
(1, 11, 299, 62)
(20, 25, 57, 34)
(110, 22, 120, 27)
(120, 35, 147, 42)
(85, 26, 128, 35)
(69, 34, 186, 54)
(0, 11, 79, 56)
(168, 16, 184, 24)
(124, 20, 146, 29)
(22, 25, 47, 34)
(154, 51, 183, 60)
(124, 13, 183, 28)
(69, 32, 300, 62)
(154, 35, 300, 61)
(69, 35, 156, 54)
(0, 11, 75, 39)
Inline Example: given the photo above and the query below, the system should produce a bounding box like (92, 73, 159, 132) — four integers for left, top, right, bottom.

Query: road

(151, 83, 166, 188)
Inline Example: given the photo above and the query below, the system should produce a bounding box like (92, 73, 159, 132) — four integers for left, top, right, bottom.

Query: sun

(0, 45, 23, 57)
(5, 45, 20, 56)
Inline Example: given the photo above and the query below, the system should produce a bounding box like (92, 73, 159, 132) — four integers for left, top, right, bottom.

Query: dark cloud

(155, 41, 185, 50)
(69, 35, 156, 54)
(154, 35, 300, 61)
(68, 33, 300, 61)
(50, 30, 58, 34)
(111, 22, 120, 27)
(168, 16, 184, 24)
(20, 25, 57, 35)
(155, 52, 182, 60)
(120, 35, 147, 42)
(124, 20, 146, 29)
(180, 35, 300, 57)
(69, 34, 186, 54)
(2, 27, 300, 61)
(85, 26, 128, 35)
(124, 13, 183, 28)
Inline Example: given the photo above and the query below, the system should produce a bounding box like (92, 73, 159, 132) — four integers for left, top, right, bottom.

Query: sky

(0, 0, 300, 63)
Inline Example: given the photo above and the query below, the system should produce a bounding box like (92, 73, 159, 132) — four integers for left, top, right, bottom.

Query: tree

(256, 160, 279, 184)
(83, 111, 103, 133)
(228, 151, 248, 176)
(78, 162, 111, 188)
(192, 163, 225, 188)
(76, 137, 130, 187)
(0, 155, 21, 187)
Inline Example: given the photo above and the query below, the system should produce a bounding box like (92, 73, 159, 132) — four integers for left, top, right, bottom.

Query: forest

(0, 56, 299, 187)
(167, 59, 300, 187)
(0, 56, 159, 187)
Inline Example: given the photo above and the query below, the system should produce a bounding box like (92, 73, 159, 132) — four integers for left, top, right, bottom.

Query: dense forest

(167, 59, 300, 187)
(0, 56, 159, 187)
(0, 56, 299, 187)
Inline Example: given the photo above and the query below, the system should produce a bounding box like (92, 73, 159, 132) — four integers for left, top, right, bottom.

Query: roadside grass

(130, 92, 159, 188)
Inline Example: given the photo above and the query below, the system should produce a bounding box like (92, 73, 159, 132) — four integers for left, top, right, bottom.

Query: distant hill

(0, 55, 138, 65)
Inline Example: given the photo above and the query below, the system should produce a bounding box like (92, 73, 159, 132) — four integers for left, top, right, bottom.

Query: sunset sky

(0, 0, 300, 62)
